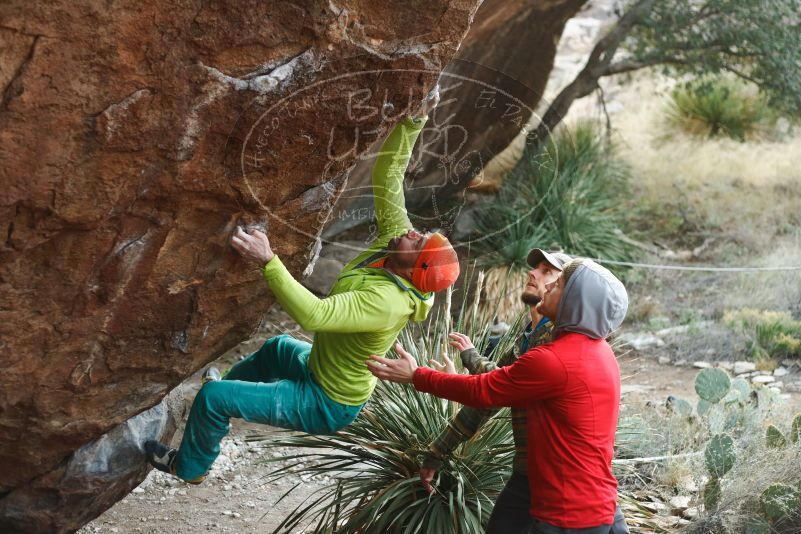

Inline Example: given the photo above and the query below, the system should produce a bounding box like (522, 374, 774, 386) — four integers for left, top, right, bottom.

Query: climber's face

(386, 229, 429, 270)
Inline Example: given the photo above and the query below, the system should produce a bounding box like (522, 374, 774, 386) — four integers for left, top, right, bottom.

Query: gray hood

(554, 260, 629, 339)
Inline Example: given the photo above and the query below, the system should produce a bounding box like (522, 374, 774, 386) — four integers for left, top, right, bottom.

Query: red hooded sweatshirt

(413, 332, 620, 527)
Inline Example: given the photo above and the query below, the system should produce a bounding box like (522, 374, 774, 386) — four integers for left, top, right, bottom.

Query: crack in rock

(1, 34, 40, 111)
(326, 1, 444, 70)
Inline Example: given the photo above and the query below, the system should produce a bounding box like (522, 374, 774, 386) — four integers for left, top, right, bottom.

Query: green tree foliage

(624, 0, 801, 116)
(529, 0, 801, 147)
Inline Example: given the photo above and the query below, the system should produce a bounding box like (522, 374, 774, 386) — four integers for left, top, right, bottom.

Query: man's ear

(399, 266, 414, 282)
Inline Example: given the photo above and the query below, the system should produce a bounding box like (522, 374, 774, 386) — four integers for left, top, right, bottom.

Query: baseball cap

(526, 248, 572, 270)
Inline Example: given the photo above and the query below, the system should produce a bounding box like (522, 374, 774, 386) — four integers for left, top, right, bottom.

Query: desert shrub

(666, 78, 775, 141)
(471, 121, 636, 271)
(724, 308, 801, 361)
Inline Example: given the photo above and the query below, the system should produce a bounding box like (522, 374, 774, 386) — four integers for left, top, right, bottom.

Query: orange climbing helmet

(411, 232, 460, 293)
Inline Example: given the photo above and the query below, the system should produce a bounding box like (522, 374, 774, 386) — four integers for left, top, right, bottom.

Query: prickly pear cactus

(695, 368, 732, 404)
(698, 398, 713, 417)
(707, 403, 727, 434)
(730, 378, 751, 403)
(705, 433, 736, 477)
(703, 476, 722, 511)
(668, 396, 693, 417)
(791, 413, 801, 444)
(760, 483, 799, 521)
(765, 424, 787, 448)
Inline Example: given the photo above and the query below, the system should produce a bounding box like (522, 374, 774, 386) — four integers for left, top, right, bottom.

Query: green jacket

(262, 116, 433, 405)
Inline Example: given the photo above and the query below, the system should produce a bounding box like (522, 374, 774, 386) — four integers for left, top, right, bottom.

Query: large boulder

(0, 386, 188, 533)
(0, 1, 481, 531)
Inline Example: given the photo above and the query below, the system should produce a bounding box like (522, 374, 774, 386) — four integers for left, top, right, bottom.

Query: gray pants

(528, 507, 629, 534)
(486, 471, 630, 534)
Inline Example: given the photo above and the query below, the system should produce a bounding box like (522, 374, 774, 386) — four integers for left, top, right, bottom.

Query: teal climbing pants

(175, 334, 364, 481)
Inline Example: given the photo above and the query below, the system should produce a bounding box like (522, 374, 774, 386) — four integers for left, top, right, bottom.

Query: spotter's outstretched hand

(366, 342, 418, 384)
(429, 351, 456, 374)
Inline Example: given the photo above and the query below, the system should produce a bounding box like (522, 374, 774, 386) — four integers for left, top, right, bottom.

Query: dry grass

(610, 77, 801, 246)
(723, 240, 801, 313)
(569, 75, 801, 318)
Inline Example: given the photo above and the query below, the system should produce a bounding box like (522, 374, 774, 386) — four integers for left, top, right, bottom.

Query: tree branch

(516, 0, 782, 170)
(721, 64, 761, 86)
(603, 57, 663, 75)
(526, 0, 658, 147)
(596, 84, 612, 142)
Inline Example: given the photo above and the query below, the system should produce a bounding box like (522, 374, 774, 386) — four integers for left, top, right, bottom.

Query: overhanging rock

(0, 386, 187, 533)
(0, 0, 482, 530)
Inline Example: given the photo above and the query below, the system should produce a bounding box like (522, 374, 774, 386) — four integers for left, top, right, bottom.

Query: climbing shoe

(201, 366, 221, 385)
(144, 440, 206, 485)
(145, 440, 177, 474)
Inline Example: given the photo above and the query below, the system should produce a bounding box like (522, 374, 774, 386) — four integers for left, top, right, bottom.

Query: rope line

(589, 258, 801, 272)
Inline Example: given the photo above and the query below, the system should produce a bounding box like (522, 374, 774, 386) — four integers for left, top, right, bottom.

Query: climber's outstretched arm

(371, 86, 440, 242)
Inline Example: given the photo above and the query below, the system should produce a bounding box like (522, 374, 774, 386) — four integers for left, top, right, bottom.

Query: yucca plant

(472, 121, 635, 272)
(475, 265, 528, 327)
(667, 77, 774, 141)
(251, 280, 526, 533)
(471, 122, 635, 325)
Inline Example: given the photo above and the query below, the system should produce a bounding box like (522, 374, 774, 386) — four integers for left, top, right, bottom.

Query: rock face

(324, 0, 588, 238)
(0, 1, 480, 531)
(0, 386, 188, 533)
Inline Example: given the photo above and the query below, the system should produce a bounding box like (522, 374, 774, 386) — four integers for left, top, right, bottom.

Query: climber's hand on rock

(231, 226, 274, 265)
(414, 83, 440, 118)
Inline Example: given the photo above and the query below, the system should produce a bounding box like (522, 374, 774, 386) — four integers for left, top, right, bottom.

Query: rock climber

(145, 86, 459, 484)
